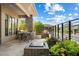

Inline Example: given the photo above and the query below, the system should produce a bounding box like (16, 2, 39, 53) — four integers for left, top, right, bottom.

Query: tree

(19, 20, 27, 31)
(33, 21, 44, 34)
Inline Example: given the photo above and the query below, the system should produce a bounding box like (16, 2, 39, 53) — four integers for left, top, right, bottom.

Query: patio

(0, 38, 48, 56)
(0, 3, 50, 56)
(1, 3, 79, 56)
(0, 39, 29, 56)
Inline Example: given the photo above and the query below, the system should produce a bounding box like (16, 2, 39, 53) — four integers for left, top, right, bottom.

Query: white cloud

(74, 7, 78, 10)
(51, 4, 65, 12)
(52, 15, 74, 25)
(54, 15, 66, 23)
(46, 15, 66, 25)
(45, 6, 49, 11)
(74, 13, 78, 16)
(55, 15, 66, 18)
(46, 3, 51, 7)
(33, 16, 43, 21)
(45, 3, 65, 13)
(68, 13, 72, 16)
(45, 3, 51, 11)
(48, 12, 54, 15)
(46, 18, 53, 21)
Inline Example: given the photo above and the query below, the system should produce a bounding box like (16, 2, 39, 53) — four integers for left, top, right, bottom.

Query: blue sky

(33, 3, 79, 25)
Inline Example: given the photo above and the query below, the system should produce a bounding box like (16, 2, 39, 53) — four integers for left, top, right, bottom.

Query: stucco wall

(1, 5, 18, 44)
(0, 5, 1, 44)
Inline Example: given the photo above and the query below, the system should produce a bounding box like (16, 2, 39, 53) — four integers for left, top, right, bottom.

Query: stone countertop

(25, 39, 49, 49)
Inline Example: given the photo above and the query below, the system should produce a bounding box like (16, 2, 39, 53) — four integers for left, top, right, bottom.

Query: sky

(33, 3, 79, 25)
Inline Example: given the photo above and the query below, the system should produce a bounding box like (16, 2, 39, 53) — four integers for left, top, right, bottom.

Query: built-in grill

(24, 39, 49, 56)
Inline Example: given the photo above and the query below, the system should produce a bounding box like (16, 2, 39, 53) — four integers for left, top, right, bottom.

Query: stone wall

(26, 15, 33, 32)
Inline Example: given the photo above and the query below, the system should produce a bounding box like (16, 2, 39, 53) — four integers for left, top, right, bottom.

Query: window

(5, 15, 18, 36)
(12, 17, 15, 34)
(5, 15, 8, 36)
(8, 16, 12, 35)
(14, 18, 18, 34)
(14, 18, 16, 34)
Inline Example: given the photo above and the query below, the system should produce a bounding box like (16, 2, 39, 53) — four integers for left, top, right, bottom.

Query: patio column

(26, 15, 33, 32)
(29, 15, 33, 32)
(0, 4, 1, 44)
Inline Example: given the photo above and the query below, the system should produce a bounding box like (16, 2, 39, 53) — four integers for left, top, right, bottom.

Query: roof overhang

(15, 3, 38, 17)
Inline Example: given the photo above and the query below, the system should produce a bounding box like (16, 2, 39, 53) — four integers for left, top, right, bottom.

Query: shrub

(46, 37, 59, 48)
(63, 40, 79, 56)
(49, 42, 61, 56)
(49, 40, 79, 56)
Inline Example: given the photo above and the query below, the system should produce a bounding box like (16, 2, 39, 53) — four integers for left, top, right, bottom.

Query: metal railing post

(58, 24, 59, 39)
(62, 23, 64, 41)
(53, 26, 55, 37)
(69, 21, 71, 40)
(55, 25, 56, 38)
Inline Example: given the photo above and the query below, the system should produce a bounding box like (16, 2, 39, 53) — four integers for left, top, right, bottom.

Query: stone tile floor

(0, 39, 32, 56)
(0, 39, 46, 56)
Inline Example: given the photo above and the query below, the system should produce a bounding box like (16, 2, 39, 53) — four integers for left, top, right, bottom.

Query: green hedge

(49, 40, 79, 56)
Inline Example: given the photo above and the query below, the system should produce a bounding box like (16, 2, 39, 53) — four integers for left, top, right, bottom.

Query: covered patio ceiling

(1, 3, 38, 17)
(15, 3, 38, 17)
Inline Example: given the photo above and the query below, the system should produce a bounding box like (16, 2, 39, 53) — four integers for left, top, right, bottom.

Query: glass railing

(53, 18, 79, 42)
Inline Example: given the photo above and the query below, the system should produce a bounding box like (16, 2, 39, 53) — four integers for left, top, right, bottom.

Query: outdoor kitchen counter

(24, 39, 49, 56)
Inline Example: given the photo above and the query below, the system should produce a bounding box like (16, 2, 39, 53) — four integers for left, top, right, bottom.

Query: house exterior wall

(1, 5, 19, 44)
(0, 4, 1, 44)
(0, 3, 37, 44)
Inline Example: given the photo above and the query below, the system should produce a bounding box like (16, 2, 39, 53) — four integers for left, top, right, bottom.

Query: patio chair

(23, 33, 28, 41)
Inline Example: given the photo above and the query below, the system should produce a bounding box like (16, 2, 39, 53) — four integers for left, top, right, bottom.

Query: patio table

(17, 32, 32, 40)
(18, 32, 25, 40)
